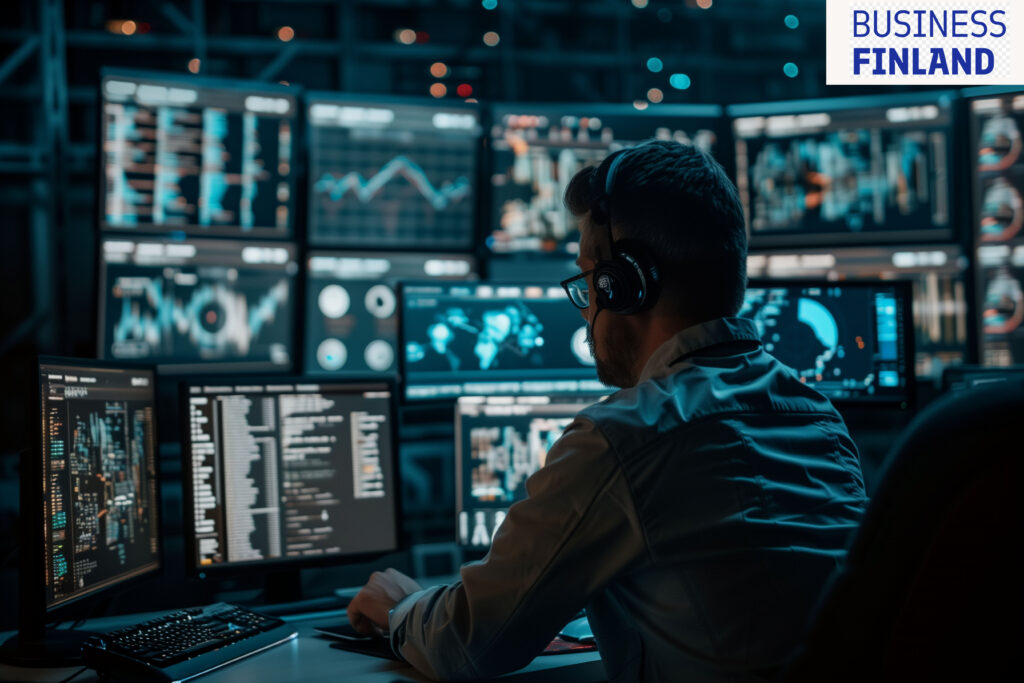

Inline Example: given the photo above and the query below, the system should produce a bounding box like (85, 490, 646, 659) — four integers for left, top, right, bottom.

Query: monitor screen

(488, 104, 724, 256)
(183, 380, 398, 570)
(99, 71, 297, 238)
(38, 360, 159, 609)
(746, 245, 968, 383)
(455, 395, 605, 547)
(969, 89, 1024, 366)
(730, 93, 956, 247)
(401, 282, 607, 401)
(306, 95, 481, 250)
(740, 281, 913, 402)
(304, 251, 477, 376)
(98, 237, 297, 373)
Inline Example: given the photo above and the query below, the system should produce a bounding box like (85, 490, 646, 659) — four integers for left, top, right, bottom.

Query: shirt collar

(637, 317, 763, 384)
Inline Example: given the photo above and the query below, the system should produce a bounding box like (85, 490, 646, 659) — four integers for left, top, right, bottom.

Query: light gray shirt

(389, 317, 867, 681)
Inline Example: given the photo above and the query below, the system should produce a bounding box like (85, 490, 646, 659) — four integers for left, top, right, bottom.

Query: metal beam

(0, 36, 39, 85)
(160, 2, 194, 35)
(257, 42, 299, 82)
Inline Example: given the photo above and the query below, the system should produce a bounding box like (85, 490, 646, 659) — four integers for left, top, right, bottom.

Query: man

(348, 141, 867, 681)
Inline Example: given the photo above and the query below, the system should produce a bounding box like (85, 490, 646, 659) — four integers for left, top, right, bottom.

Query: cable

(57, 667, 88, 683)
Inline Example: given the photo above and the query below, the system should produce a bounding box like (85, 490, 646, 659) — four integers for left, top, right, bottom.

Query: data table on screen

(100, 72, 297, 238)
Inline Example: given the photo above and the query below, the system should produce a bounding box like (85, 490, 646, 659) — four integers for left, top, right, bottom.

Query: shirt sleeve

(387, 416, 647, 681)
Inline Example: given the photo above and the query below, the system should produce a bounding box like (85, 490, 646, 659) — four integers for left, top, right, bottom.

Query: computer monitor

(455, 395, 606, 548)
(306, 94, 481, 250)
(10, 358, 159, 659)
(729, 92, 957, 247)
(741, 281, 914, 404)
(965, 87, 1024, 367)
(746, 245, 969, 383)
(182, 379, 398, 585)
(97, 237, 297, 373)
(488, 103, 725, 256)
(304, 251, 477, 376)
(99, 71, 298, 238)
(400, 282, 607, 401)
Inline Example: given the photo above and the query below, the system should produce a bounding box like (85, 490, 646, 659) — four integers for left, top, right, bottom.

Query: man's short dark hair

(565, 140, 748, 322)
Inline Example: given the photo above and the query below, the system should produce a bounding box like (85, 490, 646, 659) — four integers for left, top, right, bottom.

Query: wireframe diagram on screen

(304, 252, 476, 376)
(100, 72, 297, 238)
(98, 238, 296, 372)
(489, 105, 722, 255)
(731, 95, 954, 246)
(740, 283, 911, 402)
(402, 283, 605, 400)
(39, 362, 159, 608)
(455, 396, 605, 547)
(307, 96, 481, 250)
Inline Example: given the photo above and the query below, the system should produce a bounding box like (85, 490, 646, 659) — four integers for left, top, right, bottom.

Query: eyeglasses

(561, 269, 594, 310)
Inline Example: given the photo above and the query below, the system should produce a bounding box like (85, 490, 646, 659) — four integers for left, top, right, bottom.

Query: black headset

(588, 146, 662, 316)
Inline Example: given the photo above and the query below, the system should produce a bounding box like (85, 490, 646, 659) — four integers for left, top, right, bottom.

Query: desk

(0, 608, 606, 683)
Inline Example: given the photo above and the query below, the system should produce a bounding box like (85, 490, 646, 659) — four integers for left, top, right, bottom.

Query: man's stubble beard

(586, 313, 639, 389)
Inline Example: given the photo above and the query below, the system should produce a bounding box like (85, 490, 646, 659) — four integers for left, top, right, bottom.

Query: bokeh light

(696, 0, 713, 9)
(483, 31, 500, 46)
(187, 58, 201, 74)
(395, 28, 416, 45)
(430, 62, 449, 78)
(669, 73, 691, 90)
(632, 0, 649, 8)
(482, 0, 498, 9)
(633, 100, 649, 110)
(277, 26, 295, 42)
(785, 15, 800, 29)
(784, 62, 800, 78)
(647, 88, 664, 103)
(646, 57, 663, 73)
(457, 83, 473, 97)
(430, 83, 447, 98)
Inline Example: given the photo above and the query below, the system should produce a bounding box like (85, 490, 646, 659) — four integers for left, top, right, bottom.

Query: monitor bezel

(22, 356, 163, 636)
(397, 280, 606, 404)
(303, 90, 484, 253)
(95, 68, 302, 240)
(728, 91, 961, 249)
(941, 364, 1024, 393)
(744, 278, 917, 407)
(94, 234, 300, 375)
(453, 393, 609, 549)
(486, 101, 731, 258)
(179, 375, 403, 578)
(302, 249, 480, 377)
(963, 86, 1024, 370)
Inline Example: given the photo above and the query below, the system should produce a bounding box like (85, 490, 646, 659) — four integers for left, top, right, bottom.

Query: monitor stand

(0, 629, 100, 667)
(232, 569, 350, 617)
(263, 569, 304, 605)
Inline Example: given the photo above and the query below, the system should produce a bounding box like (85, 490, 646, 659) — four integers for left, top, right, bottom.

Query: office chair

(781, 378, 1024, 682)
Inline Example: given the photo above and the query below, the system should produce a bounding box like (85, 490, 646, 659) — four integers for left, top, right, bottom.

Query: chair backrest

(781, 377, 1024, 682)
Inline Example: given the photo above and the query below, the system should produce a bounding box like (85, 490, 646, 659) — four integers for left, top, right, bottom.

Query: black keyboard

(82, 602, 297, 682)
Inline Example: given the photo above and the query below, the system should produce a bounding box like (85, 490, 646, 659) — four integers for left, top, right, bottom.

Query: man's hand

(347, 568, 423, 636)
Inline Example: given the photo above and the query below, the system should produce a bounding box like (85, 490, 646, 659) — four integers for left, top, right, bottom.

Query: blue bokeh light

(784, 14, 799, 29)
(783, 62, 800, 78)
(669, 73, 691, 90)
(482, 0, 498, 10)
(647, 57, 664, 73)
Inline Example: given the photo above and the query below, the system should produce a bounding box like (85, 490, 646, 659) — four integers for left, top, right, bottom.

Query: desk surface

(0, 608, 606, 683)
